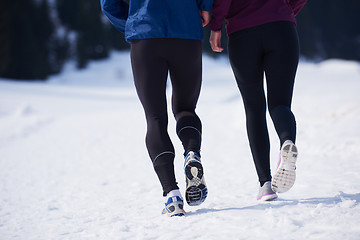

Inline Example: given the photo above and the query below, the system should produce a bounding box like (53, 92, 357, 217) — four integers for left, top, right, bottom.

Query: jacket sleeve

(100, 0, 129, 34)
(197, 0, 214, 11)
(209, 0, 232, 31)
(289, 0, 308, 16)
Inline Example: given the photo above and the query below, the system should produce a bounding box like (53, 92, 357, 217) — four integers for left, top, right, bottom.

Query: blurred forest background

(0, 0, 359, 80)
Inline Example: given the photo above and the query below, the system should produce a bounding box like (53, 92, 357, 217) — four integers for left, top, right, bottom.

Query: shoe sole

(257, 192, 278, 201)
(162, 208, 186, 217)
(184, 160, 208, 206)
(271, 142, 298, 193)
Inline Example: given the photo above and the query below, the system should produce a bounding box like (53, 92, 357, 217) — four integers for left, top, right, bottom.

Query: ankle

(166, 189, 182, 199)
(260, 180, 271, 187)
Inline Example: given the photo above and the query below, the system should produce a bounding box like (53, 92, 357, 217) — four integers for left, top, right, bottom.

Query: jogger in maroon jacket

(209, 0, 307, 200)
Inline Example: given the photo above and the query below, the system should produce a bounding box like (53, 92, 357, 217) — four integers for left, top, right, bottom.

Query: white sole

(162, 207, 186, 217)
(271, 142, 298, 193)
(258, 192, 278, 201)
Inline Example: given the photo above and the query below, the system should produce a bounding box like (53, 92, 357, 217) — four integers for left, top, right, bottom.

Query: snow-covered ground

(1, 52, 360, 239)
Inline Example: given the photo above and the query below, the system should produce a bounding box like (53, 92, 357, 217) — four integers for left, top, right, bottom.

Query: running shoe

(271, 140, 298, 193)
(184, 151, 208, 206)
(257, 181, 278, 201)
(162, 195, 186, 217)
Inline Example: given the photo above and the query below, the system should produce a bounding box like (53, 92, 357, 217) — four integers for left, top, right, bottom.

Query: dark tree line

(296, 0, 360, 61)
(0, 0, 359, 80)
(0, 0, 54, 79)
(0, 0, 128, 80)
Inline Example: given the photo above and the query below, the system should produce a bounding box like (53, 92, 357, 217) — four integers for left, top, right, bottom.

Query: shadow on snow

(186, 191, 360, 216)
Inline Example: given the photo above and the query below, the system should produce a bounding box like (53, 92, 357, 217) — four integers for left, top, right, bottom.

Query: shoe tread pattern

(272, 143, 298, 193)
(184, 158, 207, 206)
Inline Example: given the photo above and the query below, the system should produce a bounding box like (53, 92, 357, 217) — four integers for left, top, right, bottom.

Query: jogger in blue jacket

(100, 0, 213, 217)
(101, 0, 212, 42)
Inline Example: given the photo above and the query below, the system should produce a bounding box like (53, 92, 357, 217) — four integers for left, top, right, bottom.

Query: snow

(1, 52, 360, 239)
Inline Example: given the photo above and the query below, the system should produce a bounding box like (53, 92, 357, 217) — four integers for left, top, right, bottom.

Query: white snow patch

(0, 52, 359, 239)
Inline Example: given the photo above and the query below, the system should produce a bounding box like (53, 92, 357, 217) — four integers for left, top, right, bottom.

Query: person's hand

(199, 10, 210, 27)
(209, 30, 224, 52)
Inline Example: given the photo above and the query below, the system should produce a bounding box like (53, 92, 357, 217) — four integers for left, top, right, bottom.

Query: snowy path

(1, 53, 360, 239)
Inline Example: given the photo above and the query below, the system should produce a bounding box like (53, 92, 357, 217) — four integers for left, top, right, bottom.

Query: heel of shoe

(162, 196, 186, 217)
(185, 184, 207, 206)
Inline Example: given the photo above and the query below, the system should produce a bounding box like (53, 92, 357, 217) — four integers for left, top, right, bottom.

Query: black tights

(228, 21, 299, 184)
(131, 38, 203, 195)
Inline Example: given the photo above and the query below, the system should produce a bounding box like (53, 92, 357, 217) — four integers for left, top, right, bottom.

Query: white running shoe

(271, 140, 298, 193)
(184, 151, 208, 206)
(161, 190, 186, 217)
(257, 181, 278, 201)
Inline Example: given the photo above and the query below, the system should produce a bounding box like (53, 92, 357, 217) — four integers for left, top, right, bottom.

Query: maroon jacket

(209, 0, 308, 35)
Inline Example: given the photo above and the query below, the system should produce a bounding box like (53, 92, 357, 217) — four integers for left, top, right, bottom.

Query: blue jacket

(100, 0, 213, 42)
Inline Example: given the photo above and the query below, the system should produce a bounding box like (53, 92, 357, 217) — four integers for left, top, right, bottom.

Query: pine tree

(0, 0, 54, 80)
(57, 0, 110, 69)
(297, 0, 360, 61)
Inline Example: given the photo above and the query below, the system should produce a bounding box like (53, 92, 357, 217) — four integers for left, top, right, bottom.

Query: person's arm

(209, 30, 223, 52)
(209, 0, 232, 32)
(100, 0, 129, 34)
(289, 0, 308, 16)
(197, 0, 213, 27)
(200, 10, 210, 27)
(197, 0, 213, 12)
(208, 0, 232, 52)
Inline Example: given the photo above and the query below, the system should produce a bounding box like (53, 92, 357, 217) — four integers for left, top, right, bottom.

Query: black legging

(228, 21, 299, 184)
(130, 38, 203, 195)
